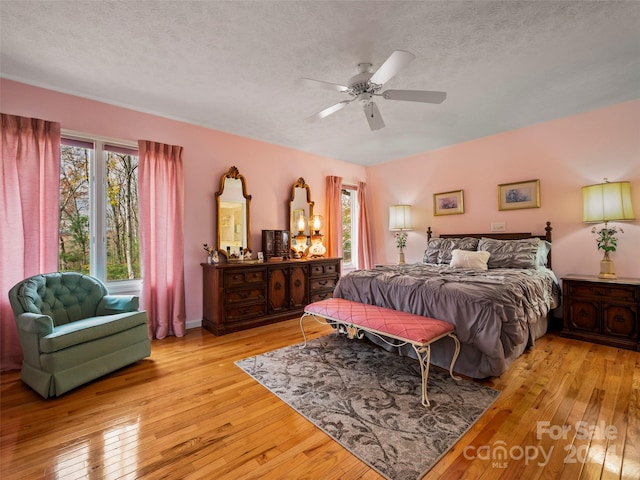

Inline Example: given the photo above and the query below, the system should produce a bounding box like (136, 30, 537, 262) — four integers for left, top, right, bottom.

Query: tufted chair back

(9, 272, 108, 327)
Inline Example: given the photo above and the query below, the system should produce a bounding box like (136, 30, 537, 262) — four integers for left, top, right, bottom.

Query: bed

(333, 222, 560, 378)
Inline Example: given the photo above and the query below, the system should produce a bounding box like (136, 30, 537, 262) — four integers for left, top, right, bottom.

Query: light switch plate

(491, 222, 506, 232)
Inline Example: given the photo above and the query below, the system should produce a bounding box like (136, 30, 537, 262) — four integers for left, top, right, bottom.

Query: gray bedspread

(333, 263, 559, 378)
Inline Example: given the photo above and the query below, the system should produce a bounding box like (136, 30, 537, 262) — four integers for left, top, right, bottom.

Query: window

(341, 187, 359, 269)
(59, 136, 141, 288)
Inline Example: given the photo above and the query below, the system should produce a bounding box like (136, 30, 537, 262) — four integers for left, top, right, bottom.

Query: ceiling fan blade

(364, 102, 385, 131)
(369, 50, 415, 86)
(382, 89, 447, 104)
(299, 78, 349, 92)
(306, 100, 354, 122)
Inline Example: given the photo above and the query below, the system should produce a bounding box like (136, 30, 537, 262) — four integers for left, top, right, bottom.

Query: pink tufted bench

(300, 297, 461, 407)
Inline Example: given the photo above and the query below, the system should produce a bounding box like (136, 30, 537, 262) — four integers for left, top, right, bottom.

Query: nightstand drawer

(567, 283, 636, 302)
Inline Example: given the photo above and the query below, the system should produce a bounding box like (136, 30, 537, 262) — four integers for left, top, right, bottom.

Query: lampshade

(389, 205, 412, 231)
(582, 181, 635, 223)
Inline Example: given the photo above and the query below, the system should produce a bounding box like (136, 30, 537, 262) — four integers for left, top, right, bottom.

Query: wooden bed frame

(426, 221, 553, 268)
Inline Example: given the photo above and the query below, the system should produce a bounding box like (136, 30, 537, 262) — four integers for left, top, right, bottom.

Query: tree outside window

(59, 138, 140, 282)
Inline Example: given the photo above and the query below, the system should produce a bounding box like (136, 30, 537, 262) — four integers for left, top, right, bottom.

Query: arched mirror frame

(216, 166, 251, 257)
(289, 177, 314, 252)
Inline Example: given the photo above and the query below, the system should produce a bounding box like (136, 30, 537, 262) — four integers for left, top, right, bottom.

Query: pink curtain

(138, 140, 186, 339)
(357, 181, 374, 269)
(1, 114, 60, 371)
(325, 176, 343, 258)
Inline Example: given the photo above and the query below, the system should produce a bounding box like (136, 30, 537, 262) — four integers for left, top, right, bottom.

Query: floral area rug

(235, 334, 500, 480)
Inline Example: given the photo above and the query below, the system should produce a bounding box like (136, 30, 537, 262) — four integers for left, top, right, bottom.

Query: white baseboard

(186, 318, 202, 330)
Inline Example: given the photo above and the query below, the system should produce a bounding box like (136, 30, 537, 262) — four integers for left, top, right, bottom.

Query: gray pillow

(478, 237, 541, 269)
(423, 237, 480, 264)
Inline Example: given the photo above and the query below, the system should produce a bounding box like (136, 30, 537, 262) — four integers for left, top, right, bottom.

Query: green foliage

(59, 146, 140, 281)
(394, 231, 407, 249)
(591, 225, 623, 253)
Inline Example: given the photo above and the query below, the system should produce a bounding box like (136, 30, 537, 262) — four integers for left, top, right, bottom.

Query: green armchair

(8, 272, 151, 398)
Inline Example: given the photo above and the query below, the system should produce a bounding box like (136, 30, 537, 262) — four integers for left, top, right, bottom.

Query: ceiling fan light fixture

(302, 49, 447, 131)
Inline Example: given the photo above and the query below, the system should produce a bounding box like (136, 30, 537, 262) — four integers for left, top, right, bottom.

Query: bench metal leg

(448, 333, 462, 381)
(299, 312, 313, 348)
(300, 312, 340, 348)
(412, 333, 462, 407)
(412, 343, 433, 407)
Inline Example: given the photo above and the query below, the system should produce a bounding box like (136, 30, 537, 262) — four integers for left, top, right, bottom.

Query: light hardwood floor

(1, 318, 639, 479)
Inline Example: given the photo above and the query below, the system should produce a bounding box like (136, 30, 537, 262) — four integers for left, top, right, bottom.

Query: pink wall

(3, 79, 639, 326)
(1, 79, 365, 327)
(367, 100, 640, 281)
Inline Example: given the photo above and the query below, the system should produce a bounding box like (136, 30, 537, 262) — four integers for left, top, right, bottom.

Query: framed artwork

(498, 179, 540, 210)
(434, 190, 464, 216)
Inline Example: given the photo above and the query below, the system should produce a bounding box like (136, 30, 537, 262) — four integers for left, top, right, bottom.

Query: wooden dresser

(562, 274, 640, 351)
(202, 257, 341, 335)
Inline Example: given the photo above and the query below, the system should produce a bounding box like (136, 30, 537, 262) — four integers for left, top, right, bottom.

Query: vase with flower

(394, 231, 408, 265)
(591, 225, 623, 279)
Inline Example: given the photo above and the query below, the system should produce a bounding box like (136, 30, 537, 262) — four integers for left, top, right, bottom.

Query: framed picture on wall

(498, 179, 540, 210)
(434, 190, 464, 216)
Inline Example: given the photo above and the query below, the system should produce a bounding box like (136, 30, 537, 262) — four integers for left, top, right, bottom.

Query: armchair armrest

(15, 313, 54, 367)
(97, 295, 140, 315)
(16, 312, 54, 335)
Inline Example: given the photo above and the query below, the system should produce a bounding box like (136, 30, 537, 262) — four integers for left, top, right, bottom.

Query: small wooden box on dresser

(202, 257, 341, 335)
(562, 274, 640, 351)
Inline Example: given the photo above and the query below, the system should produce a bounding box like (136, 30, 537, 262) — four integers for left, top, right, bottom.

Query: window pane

(105, 151, 140, 280)
(341, 189, 352, 263)
(59, 145, 91, 274)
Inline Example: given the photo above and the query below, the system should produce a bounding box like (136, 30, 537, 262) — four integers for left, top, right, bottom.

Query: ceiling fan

(302, 50, 446, 131)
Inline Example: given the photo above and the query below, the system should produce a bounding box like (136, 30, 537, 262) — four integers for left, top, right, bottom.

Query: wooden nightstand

(562, 274, 640, 351)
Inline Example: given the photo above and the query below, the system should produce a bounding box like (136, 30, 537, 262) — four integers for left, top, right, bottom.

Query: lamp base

(598, 259, 617, 279)
(398, 251, 405, 265)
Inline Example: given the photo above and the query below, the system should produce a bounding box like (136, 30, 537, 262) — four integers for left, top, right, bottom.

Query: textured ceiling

(1, 1, 639, 166)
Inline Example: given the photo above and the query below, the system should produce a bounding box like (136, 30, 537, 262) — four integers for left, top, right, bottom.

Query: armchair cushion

(39, 310, 148, 353)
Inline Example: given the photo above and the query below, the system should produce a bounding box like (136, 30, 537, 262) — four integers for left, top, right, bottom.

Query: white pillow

(449, 249, 490, 270)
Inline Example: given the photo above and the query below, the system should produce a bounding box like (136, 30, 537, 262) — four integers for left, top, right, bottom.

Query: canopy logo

(463, 421, 618, 469)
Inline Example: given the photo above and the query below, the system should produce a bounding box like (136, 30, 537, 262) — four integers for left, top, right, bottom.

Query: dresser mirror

(289, 178, 314, 252)
(216, 166, 251, 257)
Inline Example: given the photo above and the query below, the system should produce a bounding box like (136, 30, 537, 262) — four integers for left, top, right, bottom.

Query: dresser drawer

(225, 287, 265, 304)
(225, 303, 266, 323)
(310, 276, 339, 292)
(224, 268, 266, 287)
(310, 291, 334, 303)
(310, 263, 339, 277)
(567, 283, 636, 302)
